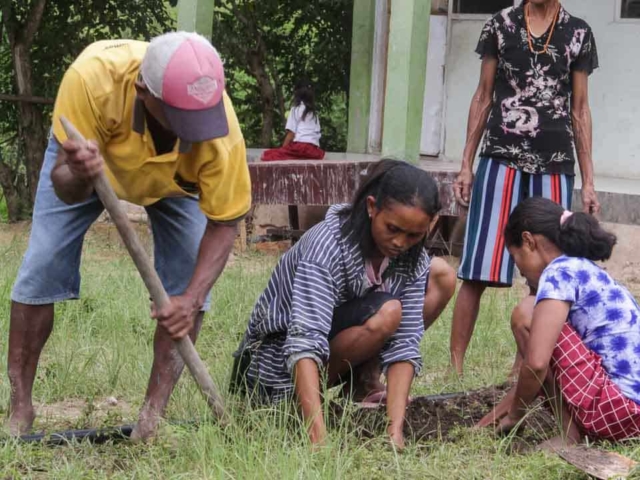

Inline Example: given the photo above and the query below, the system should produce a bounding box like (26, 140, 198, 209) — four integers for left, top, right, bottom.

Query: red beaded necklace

(524, 2, 561, 55)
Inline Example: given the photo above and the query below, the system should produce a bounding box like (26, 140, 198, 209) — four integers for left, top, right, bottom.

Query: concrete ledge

(248, 150, 640, 225)
(573, 191, 640, 225)
(247, 150, 460, 217)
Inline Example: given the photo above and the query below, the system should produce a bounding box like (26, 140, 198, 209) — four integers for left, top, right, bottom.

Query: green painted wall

(381, 0, 431, 163)
(177, 0, 215, 39)
(346, 0, 376, 153)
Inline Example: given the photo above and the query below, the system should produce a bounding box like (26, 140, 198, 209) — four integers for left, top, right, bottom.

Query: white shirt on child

(285, 103, 321, 146)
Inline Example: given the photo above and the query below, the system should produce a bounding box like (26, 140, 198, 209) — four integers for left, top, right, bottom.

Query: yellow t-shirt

(51, 39, 251, 223)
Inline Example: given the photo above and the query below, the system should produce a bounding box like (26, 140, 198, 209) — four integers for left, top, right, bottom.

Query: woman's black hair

(504, 196, 617, 261)
(340, 159, 442, 266)
(292, 78, 316, 121)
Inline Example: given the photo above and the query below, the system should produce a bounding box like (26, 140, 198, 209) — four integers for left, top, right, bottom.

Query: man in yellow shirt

(8, 32, 251, 440)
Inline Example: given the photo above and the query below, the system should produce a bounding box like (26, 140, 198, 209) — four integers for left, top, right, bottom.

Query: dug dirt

(331, 384, 556, 444)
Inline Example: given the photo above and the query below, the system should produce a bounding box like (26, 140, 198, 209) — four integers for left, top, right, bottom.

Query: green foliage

(1, 0, 175, 132)
(0, 0, 175, 221)
(0, 190, 7, 223)
(212, 0, 353, 150)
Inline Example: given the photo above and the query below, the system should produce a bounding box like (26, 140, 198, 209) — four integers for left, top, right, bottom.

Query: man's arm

(185, 220, 237, 307)
(455, 57, 498, 206)
(153, 219, 237, 339)
(572, 71, 600, 215)
(51, 140, 102, 204)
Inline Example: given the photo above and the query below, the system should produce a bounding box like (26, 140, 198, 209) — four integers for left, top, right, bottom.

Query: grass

(0, 192, 7, 223)
(0, 223, 638, 479)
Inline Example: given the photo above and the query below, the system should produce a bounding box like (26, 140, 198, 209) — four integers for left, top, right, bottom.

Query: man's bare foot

(8, 405, 36, 436)
(446, 364, 464, 379)
(340, 376, 386, 403)
(130, 406, 161, 442)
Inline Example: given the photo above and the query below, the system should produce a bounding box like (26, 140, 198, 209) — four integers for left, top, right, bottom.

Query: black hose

(15, 424, 134, 446)
(417, 392, 467, 402)
(8, 386, 508, 447)
(5, 421, 198, 447)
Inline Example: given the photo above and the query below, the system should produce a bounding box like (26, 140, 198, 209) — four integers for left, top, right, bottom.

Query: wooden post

(177, 0, 215, 39)
(238, 219, 247, 253)
(346, 0, 376, 153)
(381, 0, 431, 163)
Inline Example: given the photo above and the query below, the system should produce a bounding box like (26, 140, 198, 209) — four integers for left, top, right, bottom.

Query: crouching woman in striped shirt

(230, 159, 456, 448)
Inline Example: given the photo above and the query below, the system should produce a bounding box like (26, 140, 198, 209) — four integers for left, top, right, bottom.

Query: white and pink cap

(140, 31, 228, 143)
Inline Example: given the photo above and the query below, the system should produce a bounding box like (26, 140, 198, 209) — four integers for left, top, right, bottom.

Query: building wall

(442, 0, 640, 182)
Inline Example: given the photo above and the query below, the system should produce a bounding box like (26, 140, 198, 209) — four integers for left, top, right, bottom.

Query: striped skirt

(458, 157, 574, 286)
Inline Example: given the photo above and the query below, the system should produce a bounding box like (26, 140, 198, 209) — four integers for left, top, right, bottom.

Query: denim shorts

(11, 134, 211, 310)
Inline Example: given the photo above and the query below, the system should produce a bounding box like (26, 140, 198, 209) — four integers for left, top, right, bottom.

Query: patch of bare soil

(0, 221, 30, 247)
(331, 384, 556, 444)
(252, 240, 291, 256)
(36, 397, 134, 431)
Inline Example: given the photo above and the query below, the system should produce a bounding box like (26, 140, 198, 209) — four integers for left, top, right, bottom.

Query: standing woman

(450, 0, 600, 376)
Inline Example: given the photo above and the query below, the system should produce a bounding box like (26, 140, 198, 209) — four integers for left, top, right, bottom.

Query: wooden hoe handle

(59, 116, 226, 422)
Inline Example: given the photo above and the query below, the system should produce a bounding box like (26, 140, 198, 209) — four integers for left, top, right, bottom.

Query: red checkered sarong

(551, 323, 640, 441)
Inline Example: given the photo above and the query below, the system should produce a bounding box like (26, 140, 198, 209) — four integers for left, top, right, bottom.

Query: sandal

(355, 391, 415, 408)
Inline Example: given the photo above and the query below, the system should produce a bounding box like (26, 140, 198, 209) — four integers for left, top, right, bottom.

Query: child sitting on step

(261, 79, 325, 161)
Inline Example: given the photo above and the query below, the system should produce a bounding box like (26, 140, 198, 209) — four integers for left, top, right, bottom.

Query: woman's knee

(431, 257, 457, 300)
(510, 296, 535, 334)
(365, 299, 402, 340)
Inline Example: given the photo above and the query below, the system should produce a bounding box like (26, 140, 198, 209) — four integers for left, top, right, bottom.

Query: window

(453, 0, 513, 14)
(621, 0, 640, 18)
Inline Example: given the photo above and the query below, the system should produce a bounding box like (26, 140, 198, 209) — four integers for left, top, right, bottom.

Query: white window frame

(615, 0, 640, 23)
(450, 0, 518, 21)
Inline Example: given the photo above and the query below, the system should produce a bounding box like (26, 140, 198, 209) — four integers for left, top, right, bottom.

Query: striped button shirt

(236, 204, 431, 401)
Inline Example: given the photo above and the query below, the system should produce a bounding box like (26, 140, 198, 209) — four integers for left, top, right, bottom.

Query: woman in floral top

(450, 0, 601, 377)
(482, 197, 640, 447)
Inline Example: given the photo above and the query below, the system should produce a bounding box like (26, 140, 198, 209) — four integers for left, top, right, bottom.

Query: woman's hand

(475, 387, 517, 429)
(293, 358, 327, 448)
(496, 412, 522, 436)
(309, 417, 327, 447)
(385, 362, 414, 451)
(454, 168, 474, 207)
(581, 184, 600, 215)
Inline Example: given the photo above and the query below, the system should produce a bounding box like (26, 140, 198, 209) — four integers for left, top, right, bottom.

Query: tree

(212, 0, 352, 150)
(1, 0, 47, 221)
(0, 0, 353, 221)
(0, 0, 174, 222)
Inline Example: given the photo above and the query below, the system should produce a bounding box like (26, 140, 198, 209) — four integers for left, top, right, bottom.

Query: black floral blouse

(477, 3, 598, 175)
